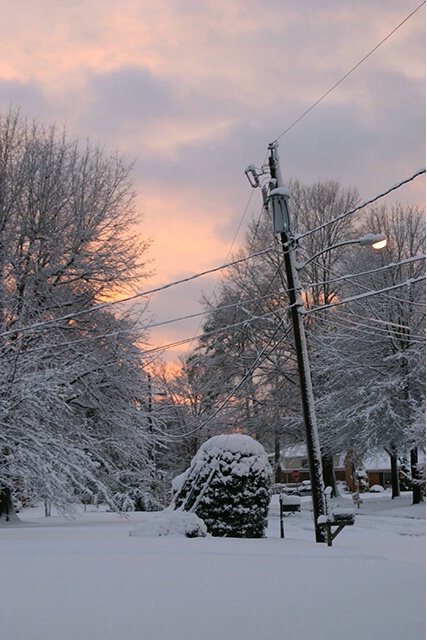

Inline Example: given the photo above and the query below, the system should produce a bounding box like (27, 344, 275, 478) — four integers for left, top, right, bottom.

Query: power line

(3, 172, 424, 347)
(146, 273, 425, 355)
(0, 246, 276, 339)
(8, 221, 424, 355)
(144, 305, 292, 356)
(308, 310, 425, 345)
(304, 275, 426, 316)
(297, 168, 426, 243)
(22, 287, 290, 355)
(273, 1, 426, 142)
(159, 274, 425, 437)
(242, 2, 425, 298)
(302, 254, 426, 292)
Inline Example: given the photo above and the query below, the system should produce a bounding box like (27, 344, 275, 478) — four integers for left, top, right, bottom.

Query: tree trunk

(322, 454, 338, 496)
(274, 430, 281, 483)
(389, 448, 400, 498)
(410, 447, 423, 504)
(0, 484, 14, 522)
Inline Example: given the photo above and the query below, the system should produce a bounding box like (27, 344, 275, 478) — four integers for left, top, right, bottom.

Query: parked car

(298, 481, 312, 495)
(284, 480, 312, 496)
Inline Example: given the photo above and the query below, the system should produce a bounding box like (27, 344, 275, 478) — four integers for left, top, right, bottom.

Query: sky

(0, 0, 425, 362)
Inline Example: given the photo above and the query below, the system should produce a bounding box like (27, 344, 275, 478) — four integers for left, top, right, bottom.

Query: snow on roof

(360, 452, 393, 471)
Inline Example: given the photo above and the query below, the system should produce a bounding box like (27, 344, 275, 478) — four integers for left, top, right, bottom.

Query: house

(355, 452, 394, 490)
(275, 444, 348, 486)
(275, 444, 399, 491)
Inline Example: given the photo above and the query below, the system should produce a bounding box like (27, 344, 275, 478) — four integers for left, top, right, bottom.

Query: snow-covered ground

(1, 491, 425, 640)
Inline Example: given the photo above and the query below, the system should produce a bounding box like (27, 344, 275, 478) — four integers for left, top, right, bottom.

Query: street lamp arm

(298, 234, 387, 270)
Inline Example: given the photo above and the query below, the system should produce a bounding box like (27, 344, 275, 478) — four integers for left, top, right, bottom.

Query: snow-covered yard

(1, 491, 425, 640)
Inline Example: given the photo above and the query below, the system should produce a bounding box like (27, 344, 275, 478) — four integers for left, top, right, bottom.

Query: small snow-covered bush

(129, 510, 207, 538)
(114, 492, 136, 512)
(369, 484, 385, 493)
(270, 483, 288, 495)
(172, 434, 271, 538)
(113, 490, 163, 513)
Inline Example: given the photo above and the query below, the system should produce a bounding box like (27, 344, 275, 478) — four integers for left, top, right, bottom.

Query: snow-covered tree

(0, 109, 160, 520)
(310, 203, 426, 498)
(191, 180, 360, 470)
(149, 356, 226, 479)
(172, 434, 271, 538)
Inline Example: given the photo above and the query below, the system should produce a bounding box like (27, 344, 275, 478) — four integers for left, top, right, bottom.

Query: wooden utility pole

(267, 141, 327, 543)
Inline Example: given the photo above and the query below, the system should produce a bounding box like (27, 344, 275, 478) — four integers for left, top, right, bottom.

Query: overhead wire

(147, 253, 426, 351)
(301, 250, 426, 318)
(12, 241, 424, 355)
(272, 1, 426, 142)
(304, 275, 426, 316)
(143, 272, 425, 358)
(301, 254, 426, 291)
(159, 270, 425, 438)
(151, 3, 426, 360)
(160, 322, 293, 439)
(22, 286, 290, 355)
(3, 0, 425, 355)
(296, 168, 426, 243)
(181, 188, 259, 358)
(0, 246, 276, 339)
(306, 307, 425, 345)
(155, 3, 426, 436)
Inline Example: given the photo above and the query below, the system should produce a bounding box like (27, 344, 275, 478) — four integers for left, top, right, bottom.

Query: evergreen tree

(172, 434, 271, 538)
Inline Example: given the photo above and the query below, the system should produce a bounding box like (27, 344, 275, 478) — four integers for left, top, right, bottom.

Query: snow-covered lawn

(1, 491, 425, 640)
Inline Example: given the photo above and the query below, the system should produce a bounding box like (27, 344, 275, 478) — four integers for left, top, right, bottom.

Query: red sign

(291, 470, 301, 481)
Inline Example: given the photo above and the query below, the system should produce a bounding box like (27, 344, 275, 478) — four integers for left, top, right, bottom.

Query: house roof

(359, 452, 391, 471)
(279, 444, 347, 469)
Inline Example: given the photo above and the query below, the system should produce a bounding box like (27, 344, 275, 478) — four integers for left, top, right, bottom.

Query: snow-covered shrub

(270, 483, 288, 495)
(114, 492, 136, 512)
(369, 484, 385, 493)
(113, 490, 163, 513)
(130, 509, 207, 538)
(171, 434, 271, 538)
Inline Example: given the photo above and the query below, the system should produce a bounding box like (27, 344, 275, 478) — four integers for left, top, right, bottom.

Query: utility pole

(266, 141, 327, 543)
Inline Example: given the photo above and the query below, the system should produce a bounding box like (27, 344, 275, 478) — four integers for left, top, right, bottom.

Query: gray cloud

(0, 79, 50, 121)
(82, 65, 176, 138)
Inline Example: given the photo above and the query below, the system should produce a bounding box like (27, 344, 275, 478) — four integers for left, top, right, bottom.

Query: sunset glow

(0, 1, 424, 360)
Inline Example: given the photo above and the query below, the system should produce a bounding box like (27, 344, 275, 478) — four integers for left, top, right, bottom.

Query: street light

(300, 233, 388, 269)
(359, 233, 387, 249)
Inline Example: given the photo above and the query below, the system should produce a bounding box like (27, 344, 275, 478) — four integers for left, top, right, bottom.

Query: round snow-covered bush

(172, 434, 271, 538)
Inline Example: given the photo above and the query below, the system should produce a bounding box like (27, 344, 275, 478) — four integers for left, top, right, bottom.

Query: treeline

(152, 180, 426, 500)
